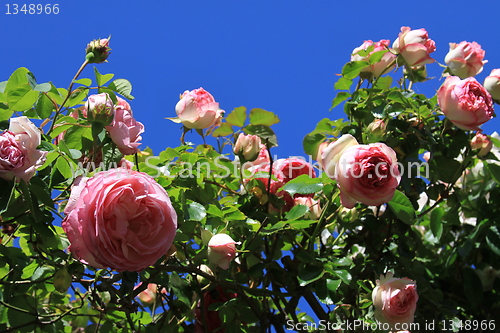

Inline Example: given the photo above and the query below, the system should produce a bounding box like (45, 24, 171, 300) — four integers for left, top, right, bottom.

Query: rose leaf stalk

(47, 60, 89, 136)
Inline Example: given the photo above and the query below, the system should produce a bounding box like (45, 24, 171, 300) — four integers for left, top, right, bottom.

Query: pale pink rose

(471, 132, 492, 157)
(372, 272, 418, 330)
(135, 283, 167, 305)
(392, 26, 436, 67)
(484, 68, 500, 101)
(314, 141, 329, 163)
(207, 234, 238, 270)
(62, 169, 178, 272)
(86, 93, 114, 124)
(293, 197, 321, 220)
(445, 41, 487, 78)
(105, 97, 145, 155)
(0, 117, 47, 183)
(351, 40, 396, 77)
(234, 133, 261, 162)
(174, 88, 224, 129)
(336, 143, 400, 208)
(437, 76, 494, 131)
(321, 134, 359, 178)
(422, 152, 431, 162)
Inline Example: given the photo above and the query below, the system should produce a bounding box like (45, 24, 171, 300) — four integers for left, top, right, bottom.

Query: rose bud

(85, 37, 111, 63)
(438, 76, 494, 131)
(372, 272, 418, 331)
(471, 132, 493, 157)
(234, 133, 262, 162)
(366, 119, 387, 142)
(484, 69, 500, 102)
(293, 197, 321, 220)
(351, 40, 396, 78)
(85, 93, 115, 126)
(445, 41, 487, 79)
(173, 88, 224, 129)
(392, 26, 436, 67)
(208, 234, 238, 270)
(320, 134, 359, 179)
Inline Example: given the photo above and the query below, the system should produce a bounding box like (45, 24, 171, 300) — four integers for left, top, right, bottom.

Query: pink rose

(471, 132, 492, 157)
(174, 88, 224, 129)
(0, 116, 47, 183)
(351, 40, 397, 77)
(437, 76, 494, 131)
(207, 234, 238, 270)
(484, 68, 500, 101)
(336, 143, 400, 208)
(105, 97, 145, 155)
(320, 134, 359, 178)
(135, 283, 167, 305)
(293, 197, 321, 220)
(62, 169, 178, 272)
(234, 133, 261, 162)
(445, 41, 487, 78)
(372, 272, 418, 330)
(86, 93, 114, 125)
(392, 26, 436, 67)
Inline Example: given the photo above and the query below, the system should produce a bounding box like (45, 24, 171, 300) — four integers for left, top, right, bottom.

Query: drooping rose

(0, 116, 47, 183)
(194, 286, 238, 333)
(234, 133, 261, 162)
(320, 134, 359, 179)
(207, 234, 238, 270)
(437, 76, 494, 131)
(372, 272, 418, 330)
(484, 69, 500, 101)
(293, 197, 321, 220)
(471, 132, 492, 157)
(105, 97, 145, 155)
(335, 143, 400, 208)
(351, 40, 396, 77)
(174, 88, 224, 129)
(445, 41, 487, 78)
(62, 169, 178, 272)
(392, 26, 436, 67)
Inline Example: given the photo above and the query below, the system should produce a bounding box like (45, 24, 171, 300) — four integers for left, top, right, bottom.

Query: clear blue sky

(2, 0, 500, 159)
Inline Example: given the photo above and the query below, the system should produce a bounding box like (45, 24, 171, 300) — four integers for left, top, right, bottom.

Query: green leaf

(94, 67, 115, 87)
(303, 132, 326, 157)
(108, 78, 134, 100)
(18, 179, 37, 222)
(282, 174, 323, 197)
(430, 207, 445, 240)
(56, 157, 73, 179)
(8, 88, 39, 112)
(331, 91, 351, 109)
(369, 50, 388, 65)
(285, 204, 309, 220)
(341, 61, 369, 79)
(243, 124, 278, 147)
(33, 83, 51, 92)
(334, 77, 353, 91)
(373, 76, 392, 89)
(186, 201, 206, 221)
(298, 264, 324, 286)
(212, 123, 233, 137)
(387, 190, 416, 225)
(486, 226, 500, 256)
(226, 106, 247, 127)
(331, 269, 352, 284)
(485, 162, 500, 184)
(35, 93, 55, 119)
(249, 108, 280, 126)
(73, 78, 92, 86)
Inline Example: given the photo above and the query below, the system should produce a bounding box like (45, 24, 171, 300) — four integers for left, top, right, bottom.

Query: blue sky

(2, 0, 500, 159)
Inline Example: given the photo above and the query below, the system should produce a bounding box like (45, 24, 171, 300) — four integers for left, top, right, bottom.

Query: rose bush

(438, 76, 494, 131)
(62, 169, 178, 272)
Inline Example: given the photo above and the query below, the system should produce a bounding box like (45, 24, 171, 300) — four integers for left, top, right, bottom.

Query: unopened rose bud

(471, 132, 492, 157)
(367, 119, 387, 142)
(86, 37, 111, 63)
(85, 93, 115, 126)
(293, 197, 321, 220)
(196, 264, 214, 288)
(234, 133, 261, 162)
(207, 234, 238, 270)
(484, 69, 500, 102)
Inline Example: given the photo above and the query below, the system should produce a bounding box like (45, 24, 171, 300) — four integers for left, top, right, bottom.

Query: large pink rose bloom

(0, 117, 47, 183)
(62, 169, 178, 272)
(336, 143, 400, 208)
(175, 88, 224, 129)
(445, 41, 487, 79)
(372, 272, 418, 330)
(438, 76, 494, 131)
(105, 97, 145, 155)
(351, 40, 396, 77)
(392, 26, 436, 67)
